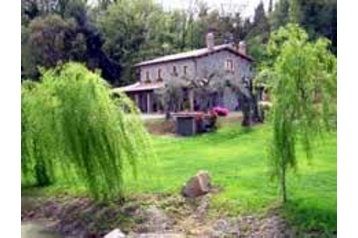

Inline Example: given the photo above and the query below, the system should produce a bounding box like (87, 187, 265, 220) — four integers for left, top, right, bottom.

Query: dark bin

(173, 113, 201, 136)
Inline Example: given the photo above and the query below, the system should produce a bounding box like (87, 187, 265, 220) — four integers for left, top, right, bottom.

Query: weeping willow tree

(264, 24, 337, 202)
(21, 63, 152, 201)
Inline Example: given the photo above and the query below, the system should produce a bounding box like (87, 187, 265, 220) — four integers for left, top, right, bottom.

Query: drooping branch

(22, 63, 153, 201)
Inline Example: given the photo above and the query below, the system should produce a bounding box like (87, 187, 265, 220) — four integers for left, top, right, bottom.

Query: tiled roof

(135, 44, 253, 67)
(112, 81, 165, 93)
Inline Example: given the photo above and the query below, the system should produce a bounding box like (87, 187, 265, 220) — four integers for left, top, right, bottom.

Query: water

(22, 196, 63, 238)
(21, 222, 62, 238)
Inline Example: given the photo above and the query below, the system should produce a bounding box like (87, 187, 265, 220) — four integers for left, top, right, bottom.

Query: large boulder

(181, 170, 211, 198)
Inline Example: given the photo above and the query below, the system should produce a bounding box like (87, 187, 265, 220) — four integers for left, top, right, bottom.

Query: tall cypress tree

(251, 2, 270, 43)
(271, 0, 290, 30)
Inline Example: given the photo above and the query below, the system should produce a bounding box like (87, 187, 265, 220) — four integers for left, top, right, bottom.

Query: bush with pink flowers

(213, 106, 229, 117)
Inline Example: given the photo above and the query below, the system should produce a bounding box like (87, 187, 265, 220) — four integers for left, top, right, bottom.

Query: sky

(88, 0, 275, 18)
(154, 0, 274, 18)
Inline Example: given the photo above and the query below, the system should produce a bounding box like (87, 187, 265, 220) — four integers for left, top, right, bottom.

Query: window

(157, 68, 163, 82)
(145, 71, 150, 83)
(172, 66, 178, 76)
(183, 66, 188, 74)
(225, 59, 234, 72)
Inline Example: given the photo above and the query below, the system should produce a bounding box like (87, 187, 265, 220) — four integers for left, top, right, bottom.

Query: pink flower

(213, 106, 229, 116)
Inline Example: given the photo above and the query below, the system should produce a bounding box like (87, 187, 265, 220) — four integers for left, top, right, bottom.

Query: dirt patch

(144, 119, 175, 135)
(22, 194, 180, 237)
(143, 115, 240, 136)
(22, 192, 335, 238)
(22, 193, 304, 238)
(143, 112, 248, 136)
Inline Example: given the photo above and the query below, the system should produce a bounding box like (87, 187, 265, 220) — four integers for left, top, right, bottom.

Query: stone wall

(139, 59, 196, 83)
(196, 50, 252, 111)
(138, 49, 252, 111)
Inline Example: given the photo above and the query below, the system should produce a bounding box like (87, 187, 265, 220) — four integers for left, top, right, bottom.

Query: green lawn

(23, 122, 337, 234)
(124, 123, 337, 234)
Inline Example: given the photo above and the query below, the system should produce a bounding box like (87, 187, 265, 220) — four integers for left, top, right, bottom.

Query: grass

(128, 121, 336, 234)
(22, 119, 337, 235)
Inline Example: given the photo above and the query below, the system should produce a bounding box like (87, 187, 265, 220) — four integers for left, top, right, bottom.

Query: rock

(195, 195, 211, 220)
(104, 228, 126, 238)
(181, 170, 211, 198)
(214, 219, 230, 233)
(144, 206, 168, 232)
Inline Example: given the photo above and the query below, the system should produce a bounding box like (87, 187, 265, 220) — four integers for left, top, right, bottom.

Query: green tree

(62, 0, 88, 26)
(241, 18, 253, 40)
(183, 69, 228, 112)
(226, 74, 258, 127)
(290, 0, 337, 54)
(22, 63, 153, 201)
(268, 0, 273, 13)
(21, 0, 78, 18)
(26, 15, 75, 68)
(180, 68, 256, 127)
(264, 24, 336, 202)
(250, 1, 270, 43)
(270, 0, 337, 54)
(98, 0, 168, 84)
(21, 0, 122, 83)
(156, 75, 185, 119)
(271, 0, 290, 30)
(244, 2, 270, 65)
(97, 0, 116, 10)
(22, 25, 38, 79)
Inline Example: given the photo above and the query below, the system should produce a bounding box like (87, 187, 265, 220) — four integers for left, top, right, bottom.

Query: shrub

(213, 106, 229, 117)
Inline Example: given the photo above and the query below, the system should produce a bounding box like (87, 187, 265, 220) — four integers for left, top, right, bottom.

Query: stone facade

(139, 59, 196, 84)
(195, 50, 252, 110)
(137, 48, 252, 111)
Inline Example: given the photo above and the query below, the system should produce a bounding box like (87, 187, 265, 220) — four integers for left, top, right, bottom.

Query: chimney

(206, 32, 215, 50)
(238, 41, 247, 55)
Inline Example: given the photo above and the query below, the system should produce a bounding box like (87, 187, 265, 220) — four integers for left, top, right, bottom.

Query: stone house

(114, 33, 254, 113)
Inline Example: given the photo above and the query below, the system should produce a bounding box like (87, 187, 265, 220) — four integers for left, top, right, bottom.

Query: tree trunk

(35, 158, 52, 187)
(261, 108, 265, 121)
(165, 100, 171, 120)
(241, 94, 252, 127)
(252, 95, 263, 123)
(165, 111, 171, 120)
(34, 141, 52, 187)
(189, 89, 194, 111)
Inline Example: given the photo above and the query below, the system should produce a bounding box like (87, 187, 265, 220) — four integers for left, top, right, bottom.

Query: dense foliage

(21, 0, 121, 83)
(277, 0, 337, 54)
(264, 24, 337, 202)
(156, 75, 185, 119)
(21, 0, 337, 85)
(21, 63, 152, 200)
